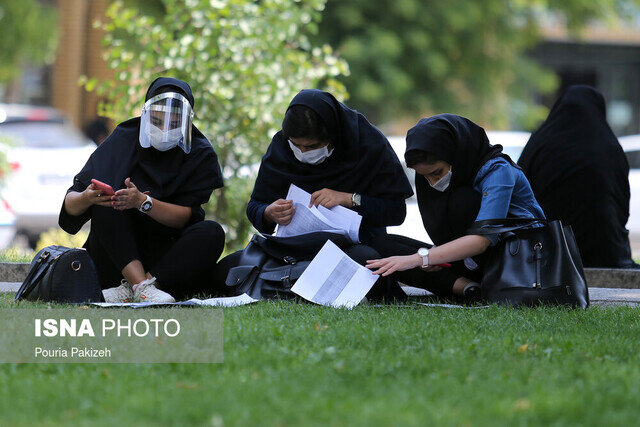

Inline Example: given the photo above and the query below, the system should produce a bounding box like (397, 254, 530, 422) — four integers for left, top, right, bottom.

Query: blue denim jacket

(472, 157, 545, 246)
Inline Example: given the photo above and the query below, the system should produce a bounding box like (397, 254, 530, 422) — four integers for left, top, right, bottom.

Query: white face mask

(288, 140, 334, 165)
(146, 123, 182, 152)
(429, 166, 452, 192)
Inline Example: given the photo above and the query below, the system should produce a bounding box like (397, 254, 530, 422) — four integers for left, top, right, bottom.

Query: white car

(0, 104, 96, 247)
(386, 131, 531, 244)
(616, 135, 640, 245)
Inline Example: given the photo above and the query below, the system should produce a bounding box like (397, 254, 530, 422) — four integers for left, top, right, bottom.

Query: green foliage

(85, 0, 348, 251)
(316, 0, 640, 129)
(0, 246, 34, 263)
(0, 0, 58, 83)
(1, 300, 640, 425)
(36, 227, 89, 252)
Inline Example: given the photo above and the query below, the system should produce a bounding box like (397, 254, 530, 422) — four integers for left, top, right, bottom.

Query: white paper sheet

(291, 240, 377, 309)
(416, 303, 490, 309)
(91, 293, 259, 308)
(276, 202, 345, 238)
(277, 184, 362, 243)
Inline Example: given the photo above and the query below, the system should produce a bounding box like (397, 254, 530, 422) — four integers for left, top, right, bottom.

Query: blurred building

(530, 22, 640, 136)
(8, 0, 113, 130)
(52, 0, 113, 128)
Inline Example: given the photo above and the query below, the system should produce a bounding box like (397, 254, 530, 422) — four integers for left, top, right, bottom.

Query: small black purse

(467, 219, 589, 308)
(14, 245, 103, 303)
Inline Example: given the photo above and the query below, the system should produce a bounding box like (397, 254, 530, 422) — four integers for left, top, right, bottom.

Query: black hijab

(251, 89, 413, 203)
(405, 114, 515, 244)
(518, 85, 628, 202)
(60, 77, 223, 234)
(518, 85, 635, 267)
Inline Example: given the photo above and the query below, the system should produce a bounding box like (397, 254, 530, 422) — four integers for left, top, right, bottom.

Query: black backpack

(15, 245, 103, 303)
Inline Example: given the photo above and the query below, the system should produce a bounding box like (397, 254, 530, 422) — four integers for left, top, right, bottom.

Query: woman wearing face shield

(366, 114, 545, 302)
(214, 89, 414, 300)
(59, 77, 225, 303)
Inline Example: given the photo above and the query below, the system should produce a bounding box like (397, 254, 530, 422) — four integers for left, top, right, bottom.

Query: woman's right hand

(82, 183, 114, 208)
(264, 199, 296, 226)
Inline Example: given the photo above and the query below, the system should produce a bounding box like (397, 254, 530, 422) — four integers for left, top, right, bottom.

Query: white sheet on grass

(417, 303, 490, 309)
(291, 240, 377, 309)
(91, 293, 258, 308)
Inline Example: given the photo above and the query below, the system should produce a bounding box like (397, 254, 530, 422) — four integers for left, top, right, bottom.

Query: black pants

(369, 233, 462, 298)
(87, 206, 225, 299)
(212, 243, 406, 302)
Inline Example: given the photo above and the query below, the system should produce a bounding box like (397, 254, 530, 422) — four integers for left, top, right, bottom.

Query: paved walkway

(2, 282, 638, 307)
(401, 286, 640, 307)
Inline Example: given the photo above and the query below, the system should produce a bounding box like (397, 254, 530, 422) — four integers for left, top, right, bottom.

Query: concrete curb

(584, 268, 640, 288)
(0, 263, 30, 283)
(0, 263, 639, 289)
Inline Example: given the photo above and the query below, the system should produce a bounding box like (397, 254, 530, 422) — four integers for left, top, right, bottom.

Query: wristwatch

(418, 247, 430, 268)
(351, 193, 362, 207)
(139, 195, 153, 213)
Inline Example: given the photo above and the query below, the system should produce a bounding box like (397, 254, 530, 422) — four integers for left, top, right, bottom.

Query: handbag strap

(467, 218, 548, 236)
(14, 251, 53, 300)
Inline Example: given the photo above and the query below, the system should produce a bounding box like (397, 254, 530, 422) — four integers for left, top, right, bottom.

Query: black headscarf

(405, 114, 515, 244)
(250, 89, 413, 203)
(60, 77, 223, 234)
(518, 85, 635, 267)
(518, 85, 627, 200)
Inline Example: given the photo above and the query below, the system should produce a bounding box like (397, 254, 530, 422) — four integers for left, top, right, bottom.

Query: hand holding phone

(91, 179, 115, 196)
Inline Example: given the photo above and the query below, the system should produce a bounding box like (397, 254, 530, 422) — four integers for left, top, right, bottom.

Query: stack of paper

(291, 240, 378, 309)
(276, 184, 362, 243)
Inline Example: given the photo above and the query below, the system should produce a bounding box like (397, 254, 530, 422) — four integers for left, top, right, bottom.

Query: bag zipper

(533, 243, 542, 289)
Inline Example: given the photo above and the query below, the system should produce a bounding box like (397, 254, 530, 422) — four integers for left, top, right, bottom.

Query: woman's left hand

(113, 178, 145, 211)
(366, 254, 422, 276)
(309, 188, 352, 208)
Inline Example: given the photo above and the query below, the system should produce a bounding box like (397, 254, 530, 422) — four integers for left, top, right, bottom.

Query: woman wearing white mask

(367, 114, 545, 302)
(60, 78, 225, 303)
(213, 89, 413, 300)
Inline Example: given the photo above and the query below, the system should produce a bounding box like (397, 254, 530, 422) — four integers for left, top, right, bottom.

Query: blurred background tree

(316, 0, 640, 130)
(85, 0, 348, 251)
(0, 0, 58, 84)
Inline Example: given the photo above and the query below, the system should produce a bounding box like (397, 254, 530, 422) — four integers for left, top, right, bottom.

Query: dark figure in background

(84, 117, 110, 146)
(368, 114, 545, 301)
(215, 89, 413, 300)
(518, 85, 639, 269)
(59, 77, 226, 303)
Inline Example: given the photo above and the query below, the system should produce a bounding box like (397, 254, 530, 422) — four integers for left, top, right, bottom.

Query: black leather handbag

(467, 219, 589, 308)
(225, 232, 353, 300)
(14, 245, 103, 303)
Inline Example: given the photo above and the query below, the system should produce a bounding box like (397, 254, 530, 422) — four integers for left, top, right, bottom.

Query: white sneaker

(133, 278, 175, 303)
(102, 280, 134, 303)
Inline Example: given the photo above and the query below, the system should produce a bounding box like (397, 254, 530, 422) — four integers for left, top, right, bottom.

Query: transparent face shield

(139, 92, 194, 153)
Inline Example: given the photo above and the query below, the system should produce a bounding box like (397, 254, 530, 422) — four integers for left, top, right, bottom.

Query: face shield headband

(139, 92, 194, 153)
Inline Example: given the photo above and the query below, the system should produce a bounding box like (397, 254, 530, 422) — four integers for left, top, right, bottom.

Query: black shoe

(463, 282, 482, 305)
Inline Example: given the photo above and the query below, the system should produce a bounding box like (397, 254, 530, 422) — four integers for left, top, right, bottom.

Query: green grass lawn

(1, 294, 639, 426)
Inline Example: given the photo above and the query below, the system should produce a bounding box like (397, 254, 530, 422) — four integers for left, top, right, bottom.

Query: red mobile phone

(91, 179, 115, 196)
(434, 263, 452, 268)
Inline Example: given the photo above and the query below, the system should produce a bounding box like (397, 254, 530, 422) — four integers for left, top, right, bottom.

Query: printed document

(291, 240, 377, 309)
(91, 293, 258, 308)
(276, 184, 362, 243)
